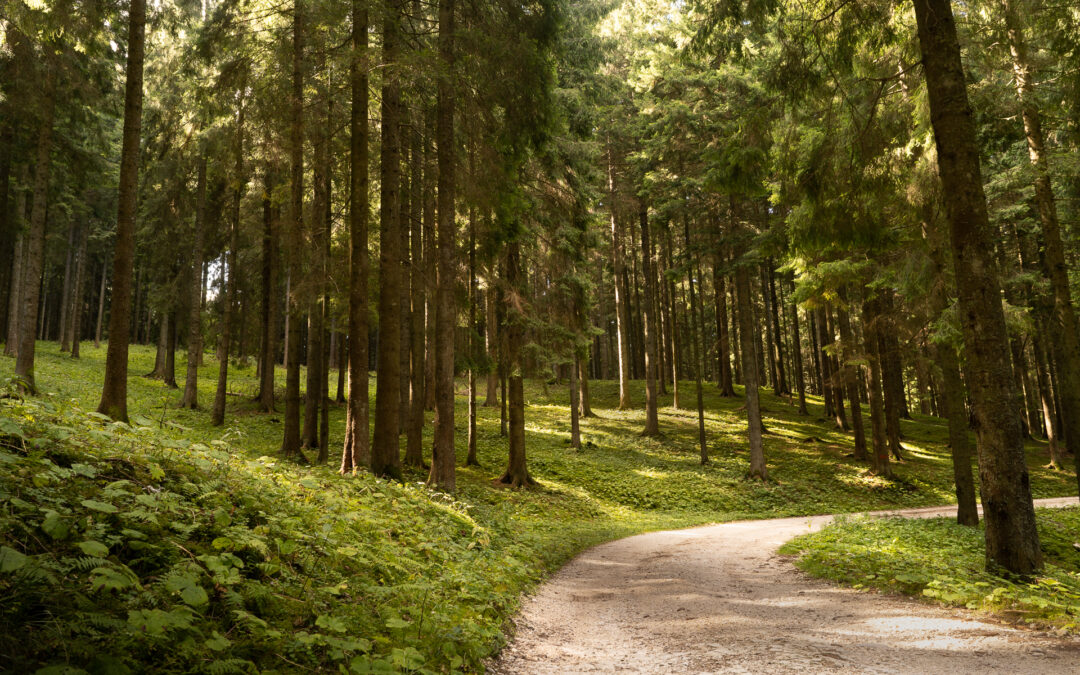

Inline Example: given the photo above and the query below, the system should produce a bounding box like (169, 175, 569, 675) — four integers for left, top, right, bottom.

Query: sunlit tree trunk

(342, 0, 370, 474)
(640, 201, 660, 436)
(1001, 0, 1080, 489)
(913, 0, 1041, 573)
(96, 0, 144, 419)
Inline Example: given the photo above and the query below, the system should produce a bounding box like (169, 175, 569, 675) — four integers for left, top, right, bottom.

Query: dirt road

(491, 497, 1080, 674)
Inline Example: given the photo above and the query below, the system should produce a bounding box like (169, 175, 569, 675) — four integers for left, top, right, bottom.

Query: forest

(1, 0, 1080, 672)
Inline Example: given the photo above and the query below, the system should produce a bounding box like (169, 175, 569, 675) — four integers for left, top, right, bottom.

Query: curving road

(491, 497, 1080, 674)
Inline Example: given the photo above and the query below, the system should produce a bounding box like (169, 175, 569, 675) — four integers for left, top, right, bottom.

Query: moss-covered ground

(1, 342, 1075, 673)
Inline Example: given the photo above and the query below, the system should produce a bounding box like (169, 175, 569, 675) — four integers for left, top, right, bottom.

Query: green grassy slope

(780, 508, 1080, 633)
(1, 342, 1074, 673)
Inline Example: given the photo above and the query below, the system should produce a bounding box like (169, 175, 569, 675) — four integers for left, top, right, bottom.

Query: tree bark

(767, 262, 788, 394)
(608, 152, 631, 410)
(96, 2, 143, 417)
(936, 340, 980, 526)
(5, 229, 24, 357)
(69, 223, 87, 358)
(58, 220, 76, 352)
(15, 66, 56, 394)
(466, 198, 480, 464)
(913, 0, 1042, 573)
(429, 0, 457, 491)
(94, 255, 105, 348)
(498, 241, 534, 487)
(181, 154, 207, 409)
(423, 112, 437, 413)
(836, 302, 867, 461)
(788, 276, 808, 414)
(405, 117, 427, 469)
(303, 79, 329, 447)
(640, 201, 660, 436)
(1001, 0, 1080, 489)
(736, 258, 766, 480)
(257, 157, 278, 412)
(371, 0, 404, 478)
(342, 0, 370, 474)
(213, 106, 245, 427)
(281, 0, 306, 459)
(862, 297, 893, 478)
(713, 253, 735, 396)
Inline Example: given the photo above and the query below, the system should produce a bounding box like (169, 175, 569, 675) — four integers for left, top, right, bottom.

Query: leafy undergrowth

(780, 508, 1080, 634)
(0, 393, 632, 674)
(1, 342, 1077, 673)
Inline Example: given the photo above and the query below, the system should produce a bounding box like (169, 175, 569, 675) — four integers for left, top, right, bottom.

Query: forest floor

(491, 499, 1080, 675)
(1, 342, 1077, 673)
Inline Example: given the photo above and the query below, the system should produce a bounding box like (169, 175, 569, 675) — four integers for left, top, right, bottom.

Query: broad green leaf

(41, 511, 69, 540)
(0, 546, 28, 572)
(78, 541, 109, 558)
(81, 500, 118, 514)
(205, 632, 230, 651)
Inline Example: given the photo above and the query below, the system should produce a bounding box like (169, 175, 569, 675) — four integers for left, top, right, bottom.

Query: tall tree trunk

(429, 0, 457, 491)
(640, 201, 660, 437)
(213, 102, 245, 427)
(936, 340, 980, 526)
(662, 225, 680, 408)
(423, 112, 437, 413)
(371, 0, 404, 479)
(405, 115, 427, 469)
(466, 197, 480, 464)
(58, 220, 76, 352)
(303, 77, 328, 448)
(15, 67, 56, 394)
(5, 229, 24, 357)
(879, 313, 904, 460)
(342, 0, 370, 474)
(761, 265, 778, 393)
(96, 0, 142, 417)
(815, 308, 838, 426)
(1033, 333, 1067, 468)
(69, 224, 87, 358)
(94, 255, 105, 348)
(282, 0, 306, 459)
(767, 262, 788, 394)
(862, 297, 893, 478)
(498, 241, 534, 487)
(788, 277, 808, 414)
(836, 302, 867, 461)
(181, 154, 207, 409)
(713, 253, 735, 396)
(1001, 0, 1080, 488)
(163, 310, 177, 387)
(913, 0, 1042, 573)
(922, 214, 980, 524)
(609, 155, 631, 410)
(579, 356, 594, 417)
(484, 282, 498, 406)
(257, 156, 277, 412)
(736, 258, 766, 480)
(689, 254, 708, 465)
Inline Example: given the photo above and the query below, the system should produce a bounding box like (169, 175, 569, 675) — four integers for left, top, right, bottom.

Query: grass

(0, 340, 1076, 673)
(780, 508, 1080, 634)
